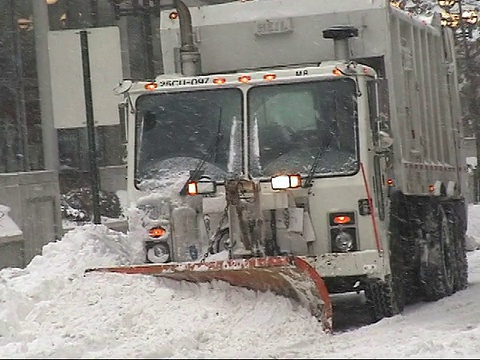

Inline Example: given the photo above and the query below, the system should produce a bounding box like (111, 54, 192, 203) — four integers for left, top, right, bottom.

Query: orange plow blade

(85, 256, 332, 332)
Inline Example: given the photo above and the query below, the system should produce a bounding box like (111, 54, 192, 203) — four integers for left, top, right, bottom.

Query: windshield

(248, 78, 358, 178)
(135, 88, 243, 191)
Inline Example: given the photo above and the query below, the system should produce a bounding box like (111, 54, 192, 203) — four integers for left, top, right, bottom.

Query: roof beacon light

(213, 77, 226, 85)
(264, 74, 276, 81)
(238, 75, 251, 84)
(145, 82, 158, 91)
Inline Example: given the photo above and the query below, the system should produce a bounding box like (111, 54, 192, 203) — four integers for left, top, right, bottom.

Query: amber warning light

(333, 215, 352, 225)
(238, 75, 251, 83)
(145, 82, 158, 91)
(149, 227, 166, 238)
(213, 77, 226, 85)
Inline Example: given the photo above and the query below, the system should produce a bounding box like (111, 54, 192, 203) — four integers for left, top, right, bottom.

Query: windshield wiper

(179, 108, 223, 196)
(302, 130, 334, 188)
(303, 91, 338, 188)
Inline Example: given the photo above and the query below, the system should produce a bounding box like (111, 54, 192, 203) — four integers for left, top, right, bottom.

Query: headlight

(147, 243, 170, 263)
(334, 231, 354, 252)
(271, 174, 302, 190)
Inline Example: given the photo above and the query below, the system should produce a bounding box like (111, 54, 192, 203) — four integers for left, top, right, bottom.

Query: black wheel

(451, 201, 468, 291)
(454, 236, 468, 291)
(365, 196, 405, 322)
(365, 273, 404, 322)
(420, 201, 455, 301)
(365, 252, 405, 321)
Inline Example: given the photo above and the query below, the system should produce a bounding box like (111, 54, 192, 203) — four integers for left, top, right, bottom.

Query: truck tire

(365, 272, 404, 322)
(420, 201, 455, 301)
(452, 201, 468, 291)
(365, 197, 405, 322)
(454, 234, 468, 291)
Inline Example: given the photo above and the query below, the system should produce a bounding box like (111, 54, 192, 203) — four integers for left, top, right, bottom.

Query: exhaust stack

(175, 0, 201, 76)
(322, 25, 359, 61)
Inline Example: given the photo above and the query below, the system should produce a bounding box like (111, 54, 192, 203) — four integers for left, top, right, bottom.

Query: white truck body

(158, 0, 466, 197)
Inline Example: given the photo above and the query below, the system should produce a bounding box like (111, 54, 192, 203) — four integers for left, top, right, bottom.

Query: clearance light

(145, 82, 158, 91)
(271, 174, 302, 190)
(263, 74, 276, 81)
(332, 68, 343, 76)
(169, 11, 178, 20)
(213, 77, 226, 85)
(238, 75, 251, 83)
(149, 226, 166, 238)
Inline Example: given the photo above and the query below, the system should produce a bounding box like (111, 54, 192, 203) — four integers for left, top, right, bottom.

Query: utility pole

(110, 0, 161, 79)
(32, 0, 60, 171)
(10, 0, 30, 171)
(80, 30, 102, 224)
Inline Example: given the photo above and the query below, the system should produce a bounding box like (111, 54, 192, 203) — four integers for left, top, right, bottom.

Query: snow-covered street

(0, 206, 479, 358)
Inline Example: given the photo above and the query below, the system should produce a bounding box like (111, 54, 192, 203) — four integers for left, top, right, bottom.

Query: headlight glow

(271, 174, 302, 190)
(271, 175, 290, 190)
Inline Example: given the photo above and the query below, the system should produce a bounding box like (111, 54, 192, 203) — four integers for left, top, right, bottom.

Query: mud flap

(86, 256, 333, 333)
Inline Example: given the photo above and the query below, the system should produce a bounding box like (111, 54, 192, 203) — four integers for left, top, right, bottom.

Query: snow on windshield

(137, 157, 228, 193)
(135, 88, 243, 189)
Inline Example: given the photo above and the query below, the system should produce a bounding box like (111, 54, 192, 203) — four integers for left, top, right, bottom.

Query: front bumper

(303, 250, 387, 279)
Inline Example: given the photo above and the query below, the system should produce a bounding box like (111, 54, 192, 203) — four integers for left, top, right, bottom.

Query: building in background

(0, 0, 163, 190)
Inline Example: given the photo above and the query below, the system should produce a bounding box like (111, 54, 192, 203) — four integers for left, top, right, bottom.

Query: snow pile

(0, 275, 324, 359)
(0, 225, 137, 338)
(467, 204, 480, 250)
(0, 206, 480, 357)
(0, 205, 21, 237)
(0, 224, 325, 358)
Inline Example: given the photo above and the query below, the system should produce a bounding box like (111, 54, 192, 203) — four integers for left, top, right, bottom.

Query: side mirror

(113, 79, 133, 95)
(367, 78, 393, 153)
(197, 178, 217, 194)
(374, 111, 393, 153)
(378, 130, 393, 150)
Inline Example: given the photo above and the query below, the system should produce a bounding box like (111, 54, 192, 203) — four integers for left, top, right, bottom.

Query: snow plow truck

(87, 0, 469, 332)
